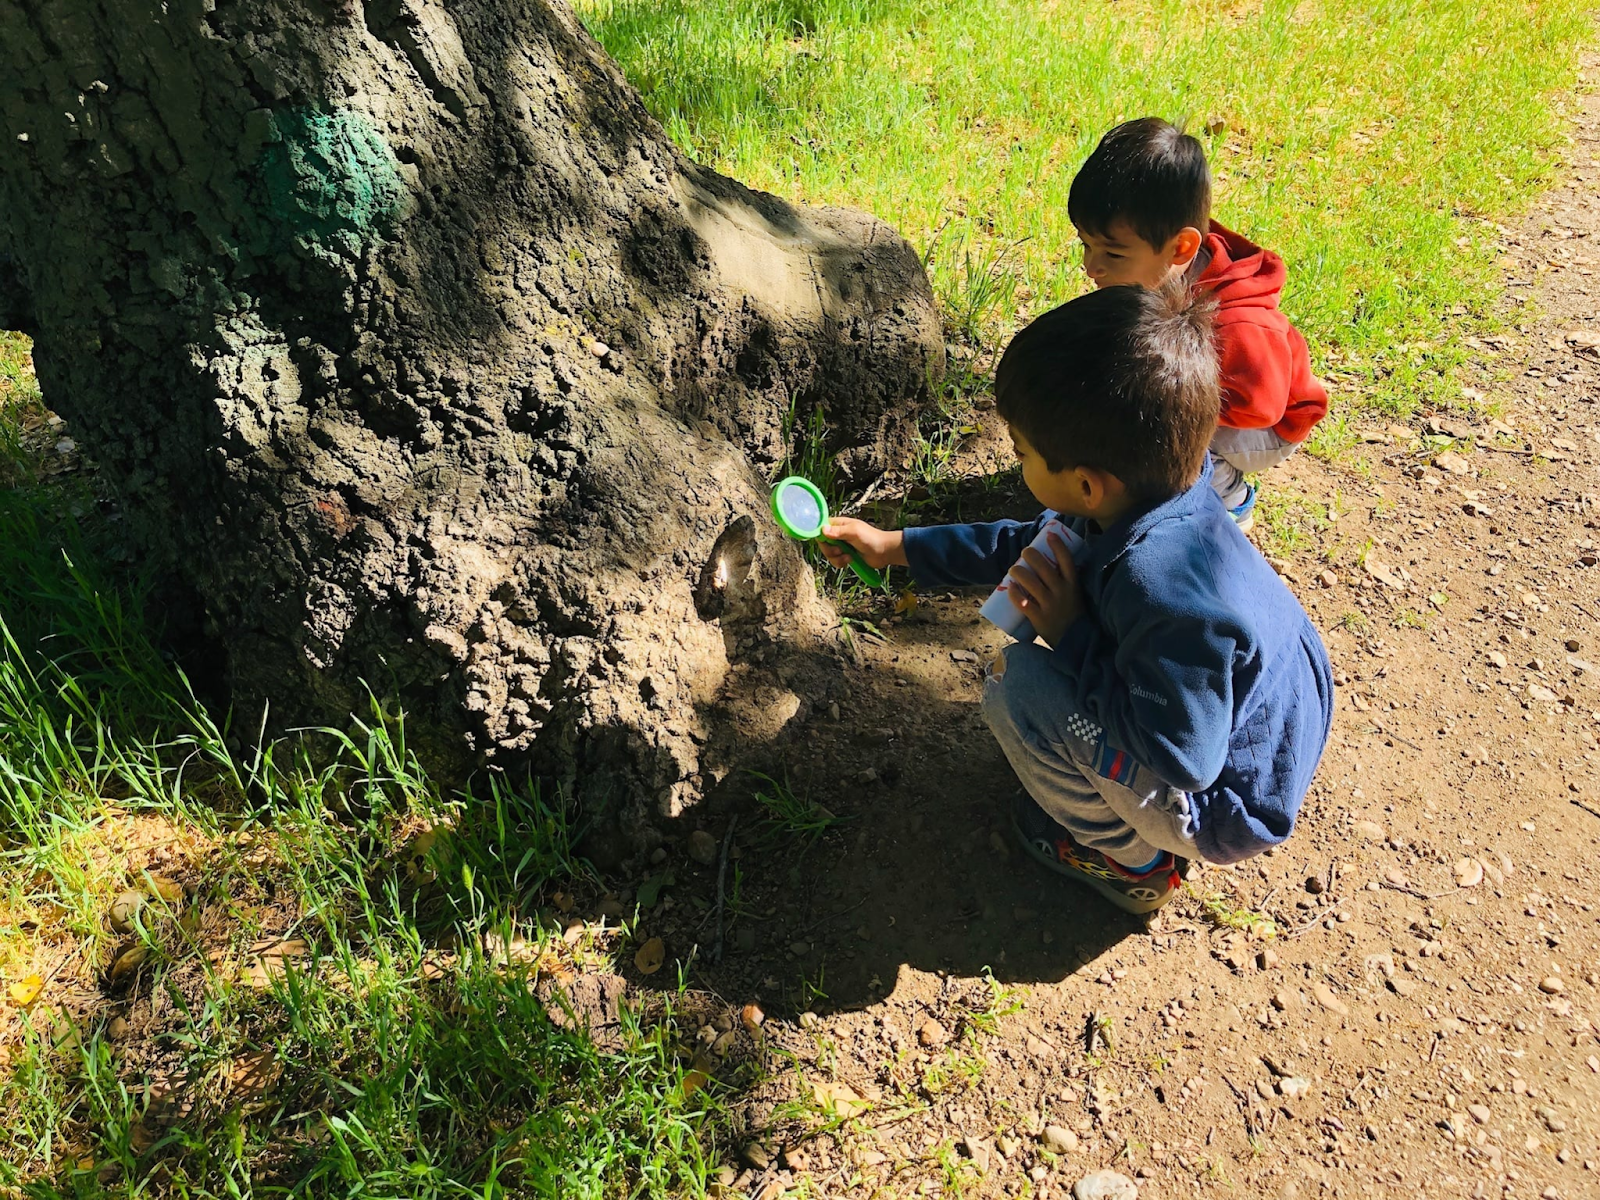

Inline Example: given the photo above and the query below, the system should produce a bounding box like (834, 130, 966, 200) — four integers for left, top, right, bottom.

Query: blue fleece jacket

(902, 464, 1333, 864)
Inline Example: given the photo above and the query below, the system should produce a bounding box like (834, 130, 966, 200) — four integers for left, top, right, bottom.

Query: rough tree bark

(0, 0, 941, 851)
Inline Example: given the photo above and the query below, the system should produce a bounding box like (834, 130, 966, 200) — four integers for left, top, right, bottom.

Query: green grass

(579, 0, 1593, 417)
(1253, 485, 1332, 560)
(0, 332, 45, 487)
(0, 479, 727, 1195)
(748, 770, 841, 843)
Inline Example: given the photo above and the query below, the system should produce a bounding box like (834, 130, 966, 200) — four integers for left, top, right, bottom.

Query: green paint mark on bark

(254, 109, 405, 255)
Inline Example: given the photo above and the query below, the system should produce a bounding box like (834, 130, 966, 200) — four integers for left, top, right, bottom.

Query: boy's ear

(1169, 226, 1204, 267)
(1076, 466, 1127, 510)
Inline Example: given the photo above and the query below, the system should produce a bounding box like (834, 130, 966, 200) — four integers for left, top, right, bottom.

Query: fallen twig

(1366, 722, 1424, 753)
(711, 815, 738, 965)
(1220, 1074, 1259, 1138)
(1571, 797, 1600, 822)
(1289, 905, 1341, 938)
(787, 897, 869, 942)
(1379, 880, 1461, 901)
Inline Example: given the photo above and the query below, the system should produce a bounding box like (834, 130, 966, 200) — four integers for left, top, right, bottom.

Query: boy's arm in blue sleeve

(902, 514, 1052, 588)
(1046, 589, 1237, 793)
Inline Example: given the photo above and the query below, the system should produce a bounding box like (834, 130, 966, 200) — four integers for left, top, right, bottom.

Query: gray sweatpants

(1209, 425, 1300, 509)
(981, 643, 1200, 868)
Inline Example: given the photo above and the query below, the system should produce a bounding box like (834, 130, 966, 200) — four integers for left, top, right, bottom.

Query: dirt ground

(614, 66, 1600, 1200)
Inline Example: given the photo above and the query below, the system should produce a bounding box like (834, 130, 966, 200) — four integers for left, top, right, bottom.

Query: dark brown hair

(1069, 117, 1212, 251)
(995, 283, 1219, 501)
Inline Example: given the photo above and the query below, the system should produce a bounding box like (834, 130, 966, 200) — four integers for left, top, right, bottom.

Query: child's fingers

(1045, 534, 1077, 581)
(1019, 547, 1063, 591)
(1008, 563, 1047, 606)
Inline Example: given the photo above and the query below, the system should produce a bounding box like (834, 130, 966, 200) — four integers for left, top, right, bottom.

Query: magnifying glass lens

(779, 485, 823, 534)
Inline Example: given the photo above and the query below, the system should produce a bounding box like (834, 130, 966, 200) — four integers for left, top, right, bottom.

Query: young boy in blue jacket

(821, 284, 1334, 913)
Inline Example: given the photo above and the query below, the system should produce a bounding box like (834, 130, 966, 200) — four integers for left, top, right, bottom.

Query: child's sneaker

(1228, 483, 1258, 533)
(1011, 794, 1183, 914)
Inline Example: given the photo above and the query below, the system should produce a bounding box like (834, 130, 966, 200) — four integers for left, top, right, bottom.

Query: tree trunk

(0, 0, 941, 852)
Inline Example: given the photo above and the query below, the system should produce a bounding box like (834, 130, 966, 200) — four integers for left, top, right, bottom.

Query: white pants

(1209, 425, 1300, 509)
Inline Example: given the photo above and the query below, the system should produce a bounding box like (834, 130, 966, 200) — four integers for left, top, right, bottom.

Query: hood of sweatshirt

(1197, 222, 1288, 312)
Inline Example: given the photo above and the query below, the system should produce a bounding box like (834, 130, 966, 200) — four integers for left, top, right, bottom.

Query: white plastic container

(978, 518, 1086, 641)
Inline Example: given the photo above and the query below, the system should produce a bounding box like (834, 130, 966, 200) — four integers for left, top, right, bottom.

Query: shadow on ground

(634, 597, 1142, 1015)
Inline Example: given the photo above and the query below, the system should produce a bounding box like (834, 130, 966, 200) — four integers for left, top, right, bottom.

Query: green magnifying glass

(770, 476, 884, 588)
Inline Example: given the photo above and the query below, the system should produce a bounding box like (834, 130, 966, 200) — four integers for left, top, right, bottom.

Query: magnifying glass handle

(846, 556, 884, 588)
(821, 537, 883, 588)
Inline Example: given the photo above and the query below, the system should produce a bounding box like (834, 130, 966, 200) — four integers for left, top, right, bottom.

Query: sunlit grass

(0, 478, 727, 1197)
(580, 0, 1592, 416)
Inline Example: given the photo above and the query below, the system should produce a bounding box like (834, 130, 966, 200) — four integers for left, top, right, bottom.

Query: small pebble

(106, 1016, 130, 1041)
(108, 889, 147, 934)
(797, 1011, 820, 1029)
(1073, 1168, 1139, 1200)
(1278, 1076, 1312, 1100)
(1468, 1103, 1491, 1124)
(918, 1018, 948, 1047)
(742, 1143, 772, 1170)
(687, 830, 719, 866)
(1312, 982, 1350, 1016)
(1040, 1124, 1078, 1155)
(588, 339, 611, 358)
(962, 1135, 992, 1173)
(1538, 975, 1563, 994)
(1455, 857, 1484, 888)
(1353, 820, 1386, 842)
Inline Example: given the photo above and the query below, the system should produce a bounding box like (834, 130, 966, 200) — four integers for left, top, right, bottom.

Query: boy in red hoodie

(1067, 118, 1327, 528)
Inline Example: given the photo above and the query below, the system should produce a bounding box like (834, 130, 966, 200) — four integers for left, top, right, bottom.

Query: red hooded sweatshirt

(1195, 223, 1328, 443)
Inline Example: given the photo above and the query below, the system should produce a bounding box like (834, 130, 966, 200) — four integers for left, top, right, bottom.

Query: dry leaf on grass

(110, 945, 149, 982)
(8, 974, 44, 1006)
(633, 937, 666, 975)
(811, 1079, 870, 1117)
(679, 1069, 710, 1098)
(142, 874, 184, 904)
